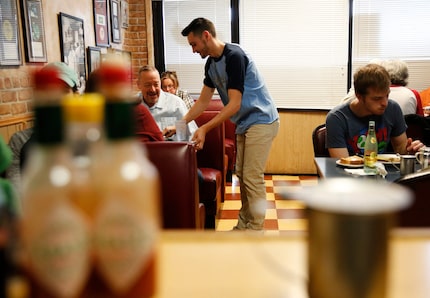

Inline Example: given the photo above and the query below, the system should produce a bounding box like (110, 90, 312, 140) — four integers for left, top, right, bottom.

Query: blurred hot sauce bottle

(80, 61, 160, 297)
(20, 62, 160, 298)
(20, 67, 91, 298)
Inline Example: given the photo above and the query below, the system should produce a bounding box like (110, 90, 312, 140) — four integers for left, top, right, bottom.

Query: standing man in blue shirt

(181, 18, 279, 231)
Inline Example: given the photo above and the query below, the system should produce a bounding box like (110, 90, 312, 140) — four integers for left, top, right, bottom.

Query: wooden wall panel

(265, 110, 327, 174)
(0, 115, 34, 143)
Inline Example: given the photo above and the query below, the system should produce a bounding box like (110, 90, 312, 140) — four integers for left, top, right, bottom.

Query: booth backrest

(204, 99, 236, 177)
(195, 111, 226, 228)
(394, 167, 430, 227)
(195, 111, 226, 176)
(144, 141, 204, 229)
(404, 114, 430, 146)
(312, 124, 329, 157)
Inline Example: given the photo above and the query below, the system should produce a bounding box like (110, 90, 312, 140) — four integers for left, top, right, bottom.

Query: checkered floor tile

(216, 174, 319, 234)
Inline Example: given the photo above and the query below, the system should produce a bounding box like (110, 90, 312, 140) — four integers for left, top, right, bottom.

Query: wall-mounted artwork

(93, 0, 109, 47)
(87, 46, 101, 75)
(0, 0, 21, 66)
(58, 12, 86, 91)
(21, 0, 47, 62)
(110, 0, 121, 43)
(120, 0, 128, 28)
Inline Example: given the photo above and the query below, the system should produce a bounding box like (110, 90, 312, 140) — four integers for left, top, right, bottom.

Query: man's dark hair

(181, 17, 217, 38)
(354, 63, 391, 97)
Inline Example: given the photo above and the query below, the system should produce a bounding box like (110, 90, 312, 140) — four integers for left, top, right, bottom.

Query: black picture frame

(0, 0, 22, 66)
(58, 12, 86, 91)
(110, 0, 121, 43)
(93, 0, 109, 47)
(87, 46, 101, 75)
(21, 0, 47, 62)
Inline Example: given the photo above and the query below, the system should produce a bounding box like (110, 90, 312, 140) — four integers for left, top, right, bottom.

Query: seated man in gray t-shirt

(326, 63, 423, 159)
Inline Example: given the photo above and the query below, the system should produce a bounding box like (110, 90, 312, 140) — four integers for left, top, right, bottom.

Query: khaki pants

(235, 120, 279, 230)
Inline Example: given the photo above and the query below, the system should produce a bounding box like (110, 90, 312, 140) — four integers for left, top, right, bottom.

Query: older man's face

(138, 70, 161, 107)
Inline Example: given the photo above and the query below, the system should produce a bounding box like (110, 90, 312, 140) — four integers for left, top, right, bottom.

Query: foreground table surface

(156, 230, 430, 298)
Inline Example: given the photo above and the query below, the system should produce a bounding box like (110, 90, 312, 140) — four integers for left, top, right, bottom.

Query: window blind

(239, 0, 349, 109)
(163, 0, 231, 95)
(352, 0, 430, 92)
(162, 0, 430, 109)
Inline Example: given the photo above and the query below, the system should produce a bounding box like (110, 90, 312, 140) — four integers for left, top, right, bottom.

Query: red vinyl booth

(195, 111, 226, 229)
(145, 141, 205, 229)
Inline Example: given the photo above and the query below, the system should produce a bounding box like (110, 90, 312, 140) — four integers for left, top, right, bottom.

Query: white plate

(336, 159, 364, 168)
(377, 154, 401, 164)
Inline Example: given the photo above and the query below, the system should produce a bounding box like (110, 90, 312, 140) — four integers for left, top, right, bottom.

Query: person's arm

(183, 85, 215, 123)
(328, 148, 350, 159)
(411, 89, 424, 116)
(391, 132, 424, 154)
(325, 111, 351, 159)
(192, 88, 241, 150)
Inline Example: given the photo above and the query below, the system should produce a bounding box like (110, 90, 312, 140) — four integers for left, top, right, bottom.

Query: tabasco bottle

(81, 62, 160, 297)
(20, 67, 91, 298)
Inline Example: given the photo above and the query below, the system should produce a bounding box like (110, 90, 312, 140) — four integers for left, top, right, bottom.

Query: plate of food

(377, 154, 401, 164)
(336, 156, 364, 168)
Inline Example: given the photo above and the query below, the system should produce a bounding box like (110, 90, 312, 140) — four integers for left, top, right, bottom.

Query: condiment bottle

(63, 94, 105, 217)
(83, 62, 160, 297)
(20, 68, 91, 297)
(364, 120, 378, 174)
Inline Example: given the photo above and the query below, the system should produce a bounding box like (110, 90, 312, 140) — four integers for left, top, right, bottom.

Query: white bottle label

(94, 197, 156, 294)
(27, 203, 90, 298)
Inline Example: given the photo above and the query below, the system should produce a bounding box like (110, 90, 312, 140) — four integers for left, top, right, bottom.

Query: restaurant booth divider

(195, 110, 226, 229)
(145, 141, 205, 229)
(203, 99, 237, 183)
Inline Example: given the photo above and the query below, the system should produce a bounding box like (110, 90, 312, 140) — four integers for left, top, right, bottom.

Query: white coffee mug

(415, 147, 430, 170)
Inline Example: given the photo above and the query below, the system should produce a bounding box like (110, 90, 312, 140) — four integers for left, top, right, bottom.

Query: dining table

(155, 230, 430, 298)
(314, 157, 420, 182)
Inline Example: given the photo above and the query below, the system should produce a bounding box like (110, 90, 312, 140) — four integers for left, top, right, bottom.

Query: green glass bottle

(364, 120, 378, 174)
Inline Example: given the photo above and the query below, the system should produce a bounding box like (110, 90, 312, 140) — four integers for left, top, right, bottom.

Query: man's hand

(192, 127, 207, 150)
(406, 138, 425, 154)
(162, 125, 176, 138)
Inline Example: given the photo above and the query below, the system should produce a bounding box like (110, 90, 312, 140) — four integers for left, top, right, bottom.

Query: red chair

(145, 141, 205, 229)
(312, 124, 329, 157)
(195, 111, 226, 229)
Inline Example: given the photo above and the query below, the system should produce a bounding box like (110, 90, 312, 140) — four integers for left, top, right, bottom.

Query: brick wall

(0, 0, 150, 121)
(0, 67, 35, 119)
(125, 0, 150, 93)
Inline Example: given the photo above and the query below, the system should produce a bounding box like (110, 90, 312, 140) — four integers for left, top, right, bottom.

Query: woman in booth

(161, 70, 195, 110)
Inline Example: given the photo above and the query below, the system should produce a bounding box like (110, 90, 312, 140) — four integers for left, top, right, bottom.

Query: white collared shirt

(138, 91, 198, 140)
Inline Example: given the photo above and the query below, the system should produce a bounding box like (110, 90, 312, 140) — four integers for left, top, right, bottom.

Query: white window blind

(162, 0, 430, 109)
(163, 0, 231, 94)
(239, 0, 349, 109)
(352, 0, 430, 92)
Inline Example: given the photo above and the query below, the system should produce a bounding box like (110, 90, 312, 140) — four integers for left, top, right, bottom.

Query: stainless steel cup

(400, 155, 416, 175)
(295, 179, 412, 298)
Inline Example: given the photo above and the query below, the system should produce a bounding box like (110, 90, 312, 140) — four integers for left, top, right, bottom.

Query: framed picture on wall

(87, 46, 101, 75)
(58, 12, 86, 91)
(21, 0, 47, 62)
(93, 0, 109, 47)
(0, 0, 22, 66)
(110, 0, 121, 43)
(120, 0, 128, 28)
